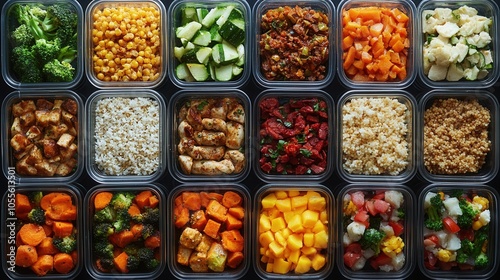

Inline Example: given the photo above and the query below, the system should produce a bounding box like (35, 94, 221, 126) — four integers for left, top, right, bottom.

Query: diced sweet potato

(203, 219, 221, 239)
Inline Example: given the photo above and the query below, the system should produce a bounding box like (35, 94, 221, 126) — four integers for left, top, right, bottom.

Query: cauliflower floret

(362, 248, 375, 259)
(443, 197, 462, 216)
(392, 252, 406, 271)
(385, 190, 404, 209)
(382, 236, 404, 258)
(478, 209, 491, 226)
(445, 233, 461, 251)
(436, 22, 460, 38)
(456, 5, 478, 17)
(379, 264, 395, 272)
(433, 8, 455, 24)
(428, 64, 448, 81)
(347, 221, 366, 242)
(446, 63, 464, 81)
(343, 232, 352, 246)
(424, 192, 438, 209)
(351, 256, 366, 271)
(435, 230, 448, 248)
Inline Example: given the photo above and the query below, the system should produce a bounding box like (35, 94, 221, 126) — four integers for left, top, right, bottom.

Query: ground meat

(423, 98, 491, 174)
(342, 97, 409, 175)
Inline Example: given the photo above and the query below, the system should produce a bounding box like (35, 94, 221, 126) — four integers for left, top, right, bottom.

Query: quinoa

(94, 97, 160, 175)
(342, 97, 409, 175)
(423, 98, 491, 174)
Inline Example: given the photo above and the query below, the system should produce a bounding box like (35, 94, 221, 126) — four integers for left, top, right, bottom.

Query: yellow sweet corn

(472, 220, 483, 231)
(438, 191, 445, 200)
(473, 196, 489, 210)
(381, 236, 405, 258)
(344, 200, 357, 216)
(437, 249, 454, 262)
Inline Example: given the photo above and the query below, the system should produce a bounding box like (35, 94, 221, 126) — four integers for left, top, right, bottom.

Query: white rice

(94, 97, 160, 175)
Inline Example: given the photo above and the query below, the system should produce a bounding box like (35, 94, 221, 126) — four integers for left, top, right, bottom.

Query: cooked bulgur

(94, 97, 160, 175)
(342, 97, 409, 175)
(423, 98, 491, 174)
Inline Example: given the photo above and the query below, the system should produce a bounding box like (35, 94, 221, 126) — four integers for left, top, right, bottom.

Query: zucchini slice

(187, 63, 210, 81)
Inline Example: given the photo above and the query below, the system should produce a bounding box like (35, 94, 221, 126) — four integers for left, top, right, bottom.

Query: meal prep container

(336, 184, 415, 279)
(337, 0, 417, 89)
(85, 89, 166, 183)
(253, 89, 335, 183)
(1, 184, 83, 280)
(167, 184, 250, 279)
(167, 89, 251, 183)
(417, 0, 500, 89)
(417, 90, 499, 183)
(85, 0, 167, 88)
(337, 90, 417, 183)
(1, 90, 84, 184)
(417, 184, 499, 279)
(253, 184, 334, 278)
(1, 0, 84, 89)
(168, 0, 251, 88)
(252, 0, 336, 88)
(84, 184, 166, 279)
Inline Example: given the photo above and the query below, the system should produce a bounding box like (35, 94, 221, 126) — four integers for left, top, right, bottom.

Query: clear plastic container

(1, 184, 83, 280)
(418, 90, 499, 183)
(1, 0, 84, 89)
(253, 89, 335, 183)
(167, 184, 251, 279)
(85, 89, 166, 183)
(337, 90, 417, 183)
(336, 184, 415, 279)
(85, 0, 167, 88)
(167, 89, 251, 183)
(252, 0, 336, 88)
(1, 90, 84, 184)
(84, 184, 166, 279)
(168, 0, 251, 88)
(417, 0, 500, 88)
(253, 184, 334, 278)
(337, 0, 417, 89)
(417, 184, 499, 279)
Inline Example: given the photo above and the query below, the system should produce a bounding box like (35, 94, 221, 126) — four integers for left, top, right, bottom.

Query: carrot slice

(94, 192, 113, 211)
(18, 223, 46, 246)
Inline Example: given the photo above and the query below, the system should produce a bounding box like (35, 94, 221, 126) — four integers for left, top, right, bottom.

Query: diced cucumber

(232, 65, 243, 76)
(181, 7, 198, 25)
(218, 18, 245, 46)
(227, 8, 243, 21)
(192, 30, 211, 46)
(176, 21, 202, 40)
(201, 7, 225, 28)
(236, 44, 245, 66)
(176, 63, 193, 80)
(180, 38, 189, 47)
(174, 46, 186, 62)
(215, 64, 233, 81)
(211, 42, 239, 65)
(187, 63, 209, 81)
(215, 5, 235, 26)
(209, 63, 216, 80)
(196, 47, 212, 64)
(196, 8, 208, 22)
(210, 24, 223, 43)
(181, 48, 200, 63)
(185, 41, 195, 51)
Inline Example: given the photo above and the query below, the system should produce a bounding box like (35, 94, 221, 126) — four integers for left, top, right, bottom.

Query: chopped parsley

(296, 133, 306, 144)
(197, 100, 209, 111)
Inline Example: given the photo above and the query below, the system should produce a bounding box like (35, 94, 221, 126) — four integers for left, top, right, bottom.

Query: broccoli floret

(45, 4, 78, 47)
(127, 255, 140, 271)
(33, 38, 61, 64)
(456, 251, 469, 264)
(141, 224, 155, 240)
(93, 206, 116, 223)
(57, 45, 77, 64)
(145, 258, 160, 270)
(457, 199, 480, 229)
(359, 228, 385, 256)
(53, 234, 77, 253)
(11, 45, 42, 82)
(369, 215, 382, 230)
(42, 59, 75, 82)
(475, 252, 489, 268)
(456, 239, 475, 264)
(113, 209, 131, 232)
(110, 192, 135, 210)
(93, 223, 115, 240)
(137, 247, 155, 264)
(29, 5, 47, 20)
(11, 24, 35, 46)
(142, 207, 160, 225)
(472, 230, 488, 258)
(98, 258, 114, 271)
(27, 208, 45, 225)
(94, 241, 114, 259)
(397, 208, 405, 219)
(28, 191, 43, 206)
(11, 4, 49, 40)
(450, 189, 464, 199)
(424, 194, 444, 231)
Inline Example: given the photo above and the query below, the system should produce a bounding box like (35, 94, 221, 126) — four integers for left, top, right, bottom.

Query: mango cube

(308, 196, 326, 211)
(312, 219, 326, 233)
(275, 198, 292, 212)
(311, 253, 326, 271)
(287, 233, 303, 251)
(269, 241, 285, 258)
(287, 214, 304, 233)
(272, 258, 291, 274)
(288, 190, 300, 197)
(283, 247, 291, 259)
(281, 227, 292, 239)
(302, 209, 319, 228)
(271, 216, 286, 232)
(283, 211, 295, 224)
(267, 207, 282, 219)
(306, 191, 321, 198)
(275, 231, 287, 247)
(259, 230, 274, 248)
(261, 255, 269, 263)
(266, 262, 274, 272)
(303, 232, 315, 247)
(314, 230, 328, 249)
(294, 205, 307, 215)
(262, 193, 277, 209)
(301, 246, 317, 255)
(275, 190, 288, 199)
(291, 195, 308, 209)
(260, 247, 267, 255)
(294, 255, 312, 274)
(259, 214, 271, 232)
(319, 210, 328, 224)
(288, 248, 301, 264)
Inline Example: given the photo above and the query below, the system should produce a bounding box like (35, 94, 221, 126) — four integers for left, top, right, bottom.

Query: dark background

(0, 0, 498, 279)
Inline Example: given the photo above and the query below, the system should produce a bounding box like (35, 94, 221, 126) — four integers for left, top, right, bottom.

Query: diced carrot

(392, 8, 409, 23)
(174, 206, 190, 228)
(357, 8, 381, 22)
(220, 230, 244, 252)
(149, 195, 160, 208)
(16, 231, 24, 247)
(228, 206, 245, 220)
(225, 213, 243, 230)
(53, 221, 74, 237)
(109, 230, 134, 248)
(127, 203, 141, 218)
(130, 223, 144, 241)
(392, 39, 405, 53)
(353, 60, 365, 70)
(134, 190, 152, 209)
(222, 191, 242, 208)
(45, 194, 76, 221)
(18, 223, 46, 246)
(42, 224, 53, 237)
(144, 232, 161, 249)
(190, 210, 208, 231)
(113, 252, 129, 273)
(227, 251, 244, 269)
(361, 51, 373, 64)
(70, 250, 78, 265)
(94, 191, 113, 211)
(206, 199, 228, 223)
(40, 192, 65, 211)
(36, 237, 59, 256)
(203, 219, 221, 239)
(31, 255, 54, 276)
(53, 252, 75, 274)
(343, 46, 356, 70)
(15, 193, 32, 216)
(182, 192, 201, 211)
(15, 245, 38, 267)
(342, 35, 354, 50)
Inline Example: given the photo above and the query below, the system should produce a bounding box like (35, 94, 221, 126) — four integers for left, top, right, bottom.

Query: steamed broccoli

(42, 59, 75, 82)
(93, 222, 115, 240)
(110, 192, 135, 210)
(27, 208, 45, 225)
(11, 46, 43, 83)
(98, 258, 114, 271)
(93, 206, 116, 223)
(94, 241, 114, 259)
(28, 191, 43, 206)
(456, 239, 475, 264)
(475, 252, 489, 268)
(137, 247, 154, 264)
(359, 228, 385, 256)
(53, 234, 77, 253)
(457, 199, 480, 229)
(113, 209, 131, 232)
(32, 38, 61, 64)
(472, 229, 488, 258)
(397, 208, 405, 219)
(145, 258, 160, 270)
(127, 255, 140, 271)
(58, 45, 78, 64)
(141, 224, 155, 240)
(11, 24, 35, 46)
(45, 4, 78, 47)
(141, 207, 160, 225)
(424, 194, 444, 231)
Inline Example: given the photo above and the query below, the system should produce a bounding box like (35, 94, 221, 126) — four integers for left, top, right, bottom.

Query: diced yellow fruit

(302, 209, 319, 228)
(276, 191, 288, 199)
(259, 214, 271, 232)
(288, 190, 300, 197)
(308, 196, 326, 211)
(303, 232, 315, 247)
(261, 255, 269, 263)
(301, 246, 317, 255)
(269, 241, 285, 258)
(273, 258, 291, 274)
(319, 210, 328, 224)
(260, 246, 267, 255)
(262, 192, 278, 209)
(287, 214, 304, 233)
(306, 191, 321, 198)
(311, 253, 326, 271)
(291, 195, 308, 209)
(312, 219, 326, 233)
(294, 205, 307, 215)
(283, 211, 295, 224)
(287, 233, 304, 251)
(276, 198, 292, 212)
(290, 250, 301, 264)
(281, 228, 292, 239)
(266, 262, 274, 272)
(314, 230, 328, 249)
(259, 231, 275, 248)
(265, 249, 272, 258)
(295, 255, 312, 274)
(275, 231, 287, 247)
(283, 247, 291, 259)
(271, 216, 286, 232)
(267, 207, 282, 219)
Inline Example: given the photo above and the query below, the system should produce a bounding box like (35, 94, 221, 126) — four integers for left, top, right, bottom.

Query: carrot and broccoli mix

(91, 190, 161, 274)
(14, 191, 78, 276)
(173, 190, 246, 272)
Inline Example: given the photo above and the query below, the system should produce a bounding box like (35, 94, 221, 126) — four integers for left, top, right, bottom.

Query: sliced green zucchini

(211, 41, 239, 65)
(187, 63, 210, 81)
(176, 21, 202, 41)
(215, 5, 235, 26)
(181, 7, 198, 25)
(196, 47, 212, 64)
(236, 44, 245, 66)
(174, 46, 186, 62)
(209, 62, 216, 80)
(232, 65, 243, 76)
(201, 7, 225, 28)
(210, 24, 223, 43)
(218, 18, 245, 46)
(196, 8, 209, 22)
(192, 30, 211, 46)
(181, 48, 200, 63)
(176, 63, 193, 80)
(215, 64, 233, 81)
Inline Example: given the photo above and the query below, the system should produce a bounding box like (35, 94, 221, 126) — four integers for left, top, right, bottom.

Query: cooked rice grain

(94, 97, 160, 175)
